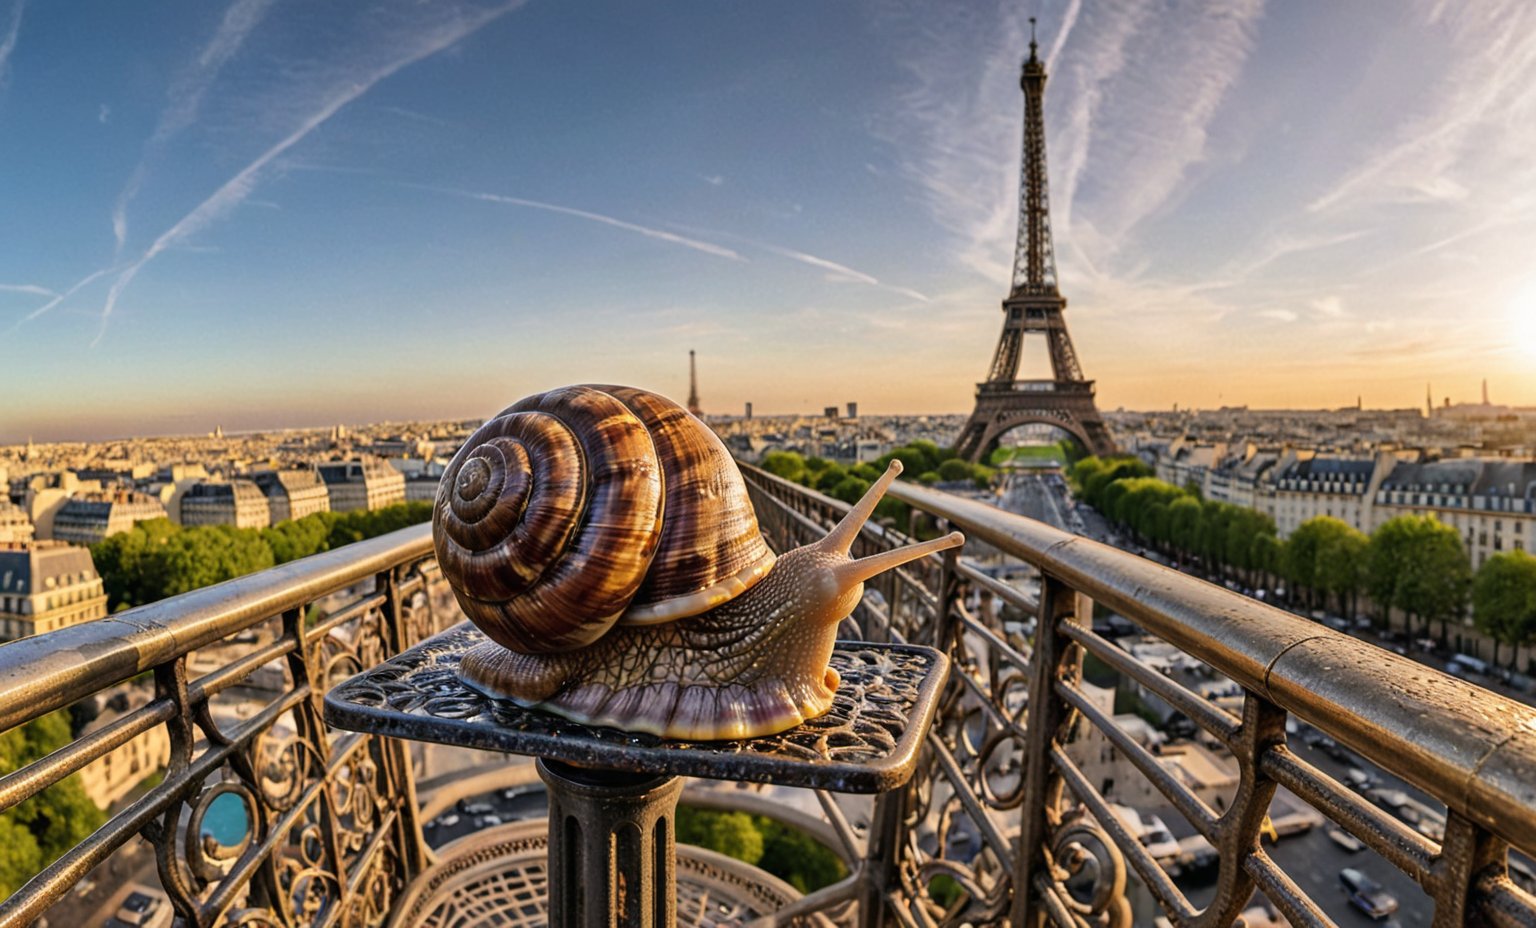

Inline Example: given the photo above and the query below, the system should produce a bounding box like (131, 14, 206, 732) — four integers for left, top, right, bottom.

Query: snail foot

(460, 641, 569, 705)
(536, 674, 836, 741)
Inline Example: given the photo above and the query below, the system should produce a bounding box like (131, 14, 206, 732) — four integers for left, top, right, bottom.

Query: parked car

(114, 889, 173, 928)
(459, 801, 494, 815)
(1327, 828, 1365, 853)
(1340, 868, 1398, 919)
(1344, 767, 1376, 790)
(1449, 654, 1490, 678)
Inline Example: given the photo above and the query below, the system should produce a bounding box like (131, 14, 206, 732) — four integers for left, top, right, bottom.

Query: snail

(433, 385, 964, 741)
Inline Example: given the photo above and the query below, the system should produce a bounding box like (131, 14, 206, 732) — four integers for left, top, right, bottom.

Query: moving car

(1340, 868, 1398, 919)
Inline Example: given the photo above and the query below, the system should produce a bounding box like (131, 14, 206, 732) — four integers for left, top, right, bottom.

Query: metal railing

(3, 471, 1534, 927)
(0, 525, 442, 928)
(741, 464, 1536, 927)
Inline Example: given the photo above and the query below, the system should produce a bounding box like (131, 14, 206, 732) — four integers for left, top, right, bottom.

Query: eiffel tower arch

(955, 21, 1117, 463)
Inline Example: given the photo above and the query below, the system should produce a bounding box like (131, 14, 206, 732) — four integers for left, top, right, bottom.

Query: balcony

(1, 468, 1534, 926)
(976, 380, 1095, 396)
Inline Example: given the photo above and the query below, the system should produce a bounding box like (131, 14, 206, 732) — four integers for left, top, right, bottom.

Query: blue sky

(3, 0, 1535, 442)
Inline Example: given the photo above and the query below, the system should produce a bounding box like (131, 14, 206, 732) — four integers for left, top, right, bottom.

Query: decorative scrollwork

(1046, 813, 1131, 928)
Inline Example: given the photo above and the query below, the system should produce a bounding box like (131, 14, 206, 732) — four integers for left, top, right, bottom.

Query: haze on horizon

(3, 0, 1535, 444)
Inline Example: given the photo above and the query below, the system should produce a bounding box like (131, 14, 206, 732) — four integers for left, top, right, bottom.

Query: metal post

(538, 759, 685, 928)
(858, 787, 907, 928)
(1012, 576, 1079, 927)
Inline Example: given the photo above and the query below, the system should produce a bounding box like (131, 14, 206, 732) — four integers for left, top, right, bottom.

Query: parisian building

(0, 541, 109, 640)
(179, 480, 273, 529)
(51, 490, 169, 545)
(316, 459, 407, 511)
(0, 501, 34, 543)
(251, 469, 332, 523)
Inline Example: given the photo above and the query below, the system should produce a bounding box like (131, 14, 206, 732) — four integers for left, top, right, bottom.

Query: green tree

(1472, 550, 1536, 667)
(93, 501, 434, 611)
(938, 459, 974, 483)
(1315, 523, 1369, 616)
(0, 711, 106, 898)
(1166, 496, 1203, 564)
(849, 462, 882, 482)
(1282, 517, 1339, 608)
(1367, 515, 1472, 639)
(1069, 456, 1105, 496)
(827, 476, 872, 507)
(676, 808, 763, 864)
(811, 463, 848, 493)
(760, 451, 808, 485)
(676, 807, 847, 894)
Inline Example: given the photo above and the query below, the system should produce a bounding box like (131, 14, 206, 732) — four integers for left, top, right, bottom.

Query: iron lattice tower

(687, 349, 703, 418)
(955, 21, 1117, 462)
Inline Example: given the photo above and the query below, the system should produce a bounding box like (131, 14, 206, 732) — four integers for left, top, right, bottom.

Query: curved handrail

(0, 522, 434, 734)
(883, 478, 1536, 856)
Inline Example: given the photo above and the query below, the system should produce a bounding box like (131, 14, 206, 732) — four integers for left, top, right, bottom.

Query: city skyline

(4, 0, 1536, 443)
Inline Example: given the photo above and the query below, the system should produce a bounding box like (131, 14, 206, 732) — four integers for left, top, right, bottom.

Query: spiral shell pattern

(434, 385, 775, 655)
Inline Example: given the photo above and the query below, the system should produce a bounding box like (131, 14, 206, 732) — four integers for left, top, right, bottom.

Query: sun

(1510, 280, 1536, 360)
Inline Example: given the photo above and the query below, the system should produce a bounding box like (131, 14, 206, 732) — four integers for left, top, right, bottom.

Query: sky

(3, 0, 1536, 442)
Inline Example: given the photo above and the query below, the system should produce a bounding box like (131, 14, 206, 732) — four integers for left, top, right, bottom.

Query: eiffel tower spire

(955, 21, 1116, 462)
(1011, 18, 1059, 299)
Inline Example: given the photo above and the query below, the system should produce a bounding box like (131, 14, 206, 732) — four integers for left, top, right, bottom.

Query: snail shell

(434, 385, 965, 740)
(434, 385, 775, 654)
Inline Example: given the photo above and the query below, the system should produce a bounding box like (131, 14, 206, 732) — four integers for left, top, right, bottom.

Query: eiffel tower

(954, 22, 1116, 462)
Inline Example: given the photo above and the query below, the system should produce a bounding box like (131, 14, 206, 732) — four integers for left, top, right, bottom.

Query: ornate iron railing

(741, 464, 1536, 927)
(3, 470, 1534, 927)
(0, 526, 443, 928)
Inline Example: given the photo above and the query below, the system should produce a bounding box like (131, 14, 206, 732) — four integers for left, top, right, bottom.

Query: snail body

(434, 385, 963, 740)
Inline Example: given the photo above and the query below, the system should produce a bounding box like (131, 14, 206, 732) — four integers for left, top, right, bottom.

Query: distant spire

(686, 349, 703, 418)
(1426, 382, 1433, 417)
(1483, 378, 1490, 405)
(1028, 16, 1039, 61)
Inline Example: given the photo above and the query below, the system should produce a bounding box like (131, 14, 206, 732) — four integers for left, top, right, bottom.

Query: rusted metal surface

(324, 624, 950, 794)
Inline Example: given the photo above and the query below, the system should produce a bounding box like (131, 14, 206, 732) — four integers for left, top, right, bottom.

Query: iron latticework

(958, 21, 1116, 462)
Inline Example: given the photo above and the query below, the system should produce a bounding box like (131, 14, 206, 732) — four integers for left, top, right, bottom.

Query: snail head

(781, 460, 965, 628)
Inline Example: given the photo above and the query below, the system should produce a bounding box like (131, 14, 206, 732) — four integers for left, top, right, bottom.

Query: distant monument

(954, 20, 1116, 462)
(686, 349, 703, 418)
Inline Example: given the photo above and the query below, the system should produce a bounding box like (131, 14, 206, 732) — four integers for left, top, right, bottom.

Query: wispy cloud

(1231, 229, 1370, 278)
(376, 104, 452, 127)
(755, 242, 931, 302)
(661, 219, 931, 301)
(1257, 308, 1298, 323)
(0, 0, 24, 89)
(98, 1, 523, 344)
(878, 0, 1265, 284)
(113, 0, 278, 253)
(0, 283, 56, 298)
(3, 266, 119, 336)
(700, 174, 724, 186)
(1307, 0, 1536, 215)
(1309, 295, 1345, 318)
(416, 185, 745, 261)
